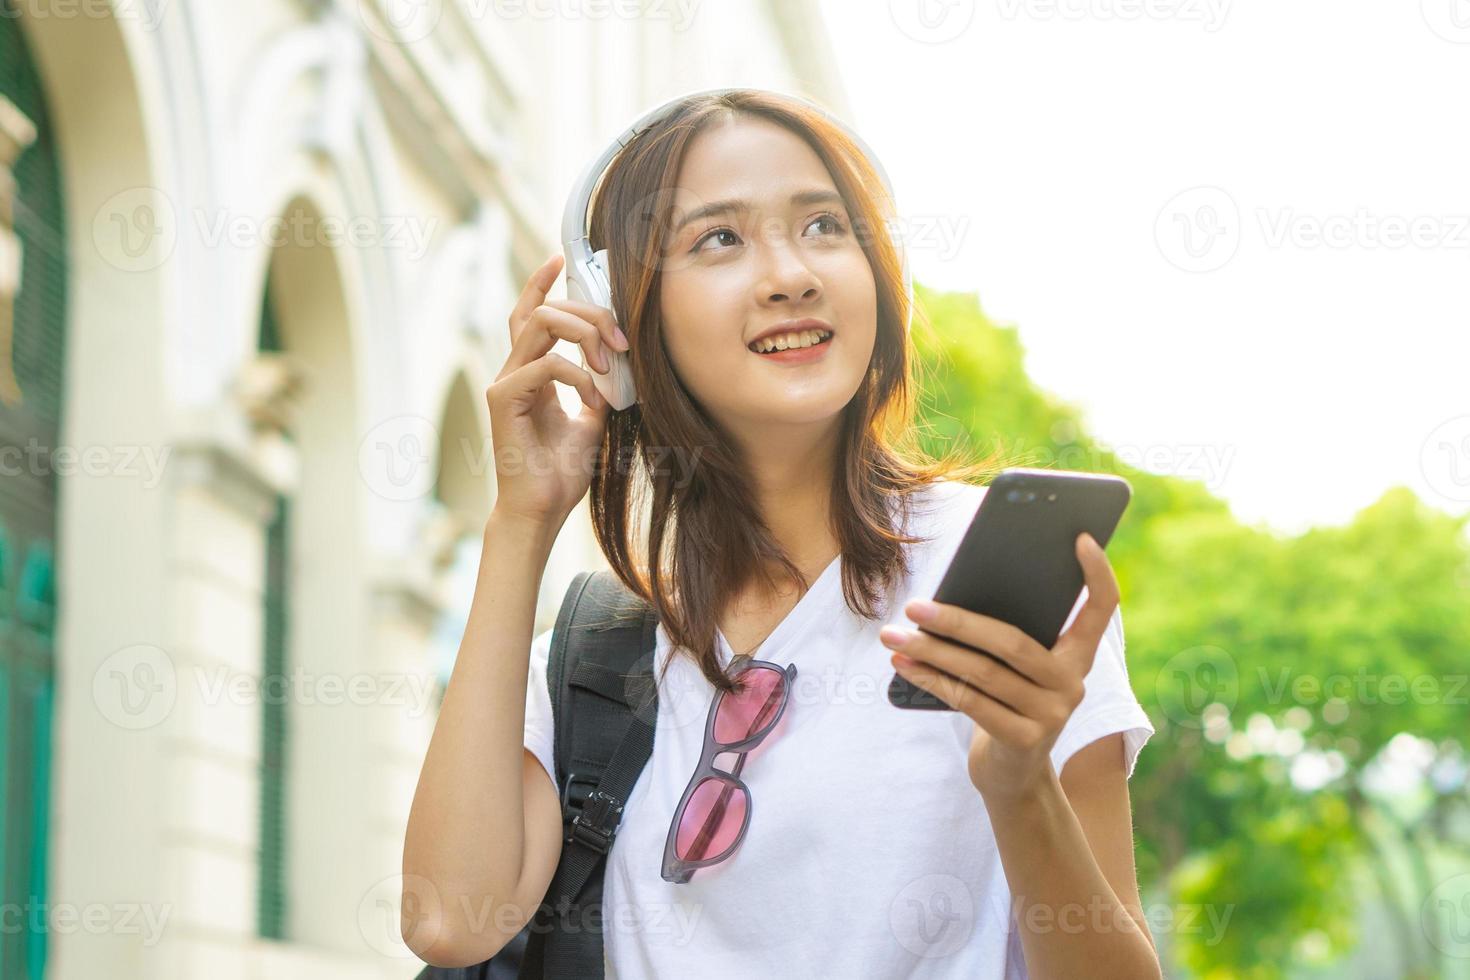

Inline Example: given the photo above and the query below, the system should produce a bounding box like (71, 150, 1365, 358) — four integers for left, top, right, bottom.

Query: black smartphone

(888, 468, 1133, 710)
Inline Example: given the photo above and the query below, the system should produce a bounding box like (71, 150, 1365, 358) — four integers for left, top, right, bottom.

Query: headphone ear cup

(567, 246, 638, 410)
(590, 248, 615, 318)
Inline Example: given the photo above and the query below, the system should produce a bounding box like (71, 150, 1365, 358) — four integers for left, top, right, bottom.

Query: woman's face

(656, 114, 878, 442)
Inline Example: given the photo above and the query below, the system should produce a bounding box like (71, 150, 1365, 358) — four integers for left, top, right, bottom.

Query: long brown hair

(585, 89, 1011, 695)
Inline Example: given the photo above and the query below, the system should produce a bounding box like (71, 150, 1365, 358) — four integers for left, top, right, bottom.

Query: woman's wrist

(484, 507, 559, 564)
(977, 760, 1066, 823)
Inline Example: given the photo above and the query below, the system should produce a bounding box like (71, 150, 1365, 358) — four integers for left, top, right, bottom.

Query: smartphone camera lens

(1006, 489, 1022, 503)
(1023, 491, 1036, 503)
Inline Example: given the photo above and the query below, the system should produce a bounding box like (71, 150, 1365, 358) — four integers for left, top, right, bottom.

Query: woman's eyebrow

(673, 188, 845, 236)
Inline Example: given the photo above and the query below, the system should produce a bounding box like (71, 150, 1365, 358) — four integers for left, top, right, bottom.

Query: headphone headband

(560, 87, 904, 258)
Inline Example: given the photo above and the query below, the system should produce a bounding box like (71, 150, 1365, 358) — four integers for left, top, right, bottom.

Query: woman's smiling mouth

(747, 329, 834, 363)
(746, 317, 836, 362)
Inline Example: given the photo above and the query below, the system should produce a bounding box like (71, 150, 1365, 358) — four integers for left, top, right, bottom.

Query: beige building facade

(0, 1, 845, 977)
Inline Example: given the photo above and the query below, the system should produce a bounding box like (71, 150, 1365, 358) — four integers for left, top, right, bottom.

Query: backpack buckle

(567, 789, 625, 855)
(561, 771, 598, 812)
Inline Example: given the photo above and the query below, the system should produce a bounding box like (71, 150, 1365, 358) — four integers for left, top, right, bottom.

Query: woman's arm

(400, 512, 567, 967)
(983, 735, 1159, 979)
(880, 532, 1162, 980)
(402, 254, 623, 966)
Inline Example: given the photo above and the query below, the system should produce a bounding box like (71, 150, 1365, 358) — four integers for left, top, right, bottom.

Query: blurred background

(0, 0, 1465, 977)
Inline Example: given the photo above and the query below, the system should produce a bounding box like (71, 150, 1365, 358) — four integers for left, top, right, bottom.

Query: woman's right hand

(486, 252, 630, 529)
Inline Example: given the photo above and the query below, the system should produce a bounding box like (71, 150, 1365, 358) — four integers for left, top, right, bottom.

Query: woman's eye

(805, 213, 846, 237)
(692, 228, 741, 253)
(692, 214, 845, 254)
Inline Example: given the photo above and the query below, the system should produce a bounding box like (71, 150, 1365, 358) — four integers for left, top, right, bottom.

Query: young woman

(402, 89, 1161, 979)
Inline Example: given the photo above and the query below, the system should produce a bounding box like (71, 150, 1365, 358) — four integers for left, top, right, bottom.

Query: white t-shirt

(522, 479, 1154, 978)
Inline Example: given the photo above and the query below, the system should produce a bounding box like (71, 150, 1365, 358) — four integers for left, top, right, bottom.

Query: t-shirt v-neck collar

(715, 553, 843, 667)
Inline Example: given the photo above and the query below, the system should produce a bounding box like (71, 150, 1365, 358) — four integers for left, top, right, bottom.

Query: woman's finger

(903, 600, 1065, 689)
(507, 253, 564, 347)
(503, 304, 613, 379)
(492, 351, 606, 415)
(882, 627, 1053, 718)
(1056, 534, 1120, 676)
(542, 297, 629, 356)
(891, 654, 1040, 745)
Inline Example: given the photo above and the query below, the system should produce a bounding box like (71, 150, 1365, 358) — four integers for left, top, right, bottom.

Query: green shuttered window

(256, 278, 291, 940)
(0, 5, 67, 979)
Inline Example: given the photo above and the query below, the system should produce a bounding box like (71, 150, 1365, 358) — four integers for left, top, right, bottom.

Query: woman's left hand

(879, 532, 1120, 804)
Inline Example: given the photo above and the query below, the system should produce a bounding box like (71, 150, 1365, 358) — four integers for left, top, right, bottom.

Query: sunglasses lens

(713, 664, 787, 745)
(675, 775, 749, 863)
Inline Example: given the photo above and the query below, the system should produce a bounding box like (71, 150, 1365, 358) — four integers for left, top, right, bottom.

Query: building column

(356, 564, 444, 963)
(149, 406, 293, 978)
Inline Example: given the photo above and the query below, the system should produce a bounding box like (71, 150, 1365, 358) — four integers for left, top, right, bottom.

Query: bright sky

(816, 0, 1469, 536)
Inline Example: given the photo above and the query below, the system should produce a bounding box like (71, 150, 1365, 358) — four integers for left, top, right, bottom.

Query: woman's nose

(757, 233, 821, 304)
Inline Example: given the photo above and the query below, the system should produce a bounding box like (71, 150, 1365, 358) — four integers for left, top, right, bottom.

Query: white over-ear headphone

(560, 87, 912, 412)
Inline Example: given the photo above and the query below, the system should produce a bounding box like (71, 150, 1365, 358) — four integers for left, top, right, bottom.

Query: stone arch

(252, 191, 370, 953)
(10, 8, 171, 978)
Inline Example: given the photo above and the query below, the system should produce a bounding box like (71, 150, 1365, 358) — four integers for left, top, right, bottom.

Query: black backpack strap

(518, 569, 659, 980)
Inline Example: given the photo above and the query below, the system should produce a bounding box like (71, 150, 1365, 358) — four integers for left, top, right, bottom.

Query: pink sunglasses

(661, 655, 796, 884)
